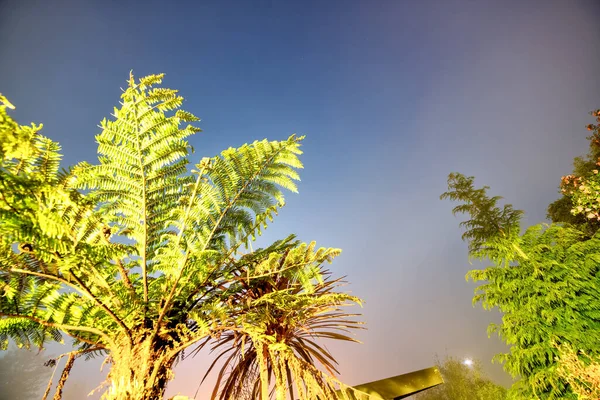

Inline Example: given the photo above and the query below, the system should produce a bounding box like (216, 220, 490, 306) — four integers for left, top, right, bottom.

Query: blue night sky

(1, 0, 600, 398)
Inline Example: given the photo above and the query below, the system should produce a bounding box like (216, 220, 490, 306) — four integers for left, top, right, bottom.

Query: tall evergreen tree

(442, 173, 600, 399)
(0, 75, 362, 400)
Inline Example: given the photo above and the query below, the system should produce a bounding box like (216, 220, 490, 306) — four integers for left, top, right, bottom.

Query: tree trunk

(53, 353, 76, 400)
(103, 336, 177, 400)
(258, 344, 270, 400)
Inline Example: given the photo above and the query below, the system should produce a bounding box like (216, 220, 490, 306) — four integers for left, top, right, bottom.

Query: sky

(1, 0, 600, 398)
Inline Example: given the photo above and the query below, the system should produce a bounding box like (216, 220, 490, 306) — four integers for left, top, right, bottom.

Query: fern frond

(0, 79, 362, 400)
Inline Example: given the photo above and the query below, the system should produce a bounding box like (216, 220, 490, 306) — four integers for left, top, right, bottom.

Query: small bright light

(463, 358, 473, 366)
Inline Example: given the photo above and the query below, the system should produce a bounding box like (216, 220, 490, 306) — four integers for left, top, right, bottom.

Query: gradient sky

(2, 0, 600, 398)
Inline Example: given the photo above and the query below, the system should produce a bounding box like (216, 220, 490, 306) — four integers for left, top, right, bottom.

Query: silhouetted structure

(338, 367, 444, 399)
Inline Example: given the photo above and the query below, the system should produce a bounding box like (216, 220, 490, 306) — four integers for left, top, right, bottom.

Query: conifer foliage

(0, 74, 362, 399)
(442, 173, 600, 399)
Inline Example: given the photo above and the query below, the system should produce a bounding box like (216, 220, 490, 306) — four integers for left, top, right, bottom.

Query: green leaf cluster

(442, 173, 600, 399)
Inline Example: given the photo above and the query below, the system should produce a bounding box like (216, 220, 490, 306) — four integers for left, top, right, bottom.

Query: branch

(0, 313, 114, 348)
(10, 266, 132, 346)
(115, 258, 135, 293)
(132, 94, 150, 308)
(10, 268, 91, 299)
(41, 346, 104, 400)
(69, 269, 133, 347)
(65, 332, 106, 348)
(0, 188, 18, 213)
(52, 351, 76, 400)
(41, 356, 60, 400)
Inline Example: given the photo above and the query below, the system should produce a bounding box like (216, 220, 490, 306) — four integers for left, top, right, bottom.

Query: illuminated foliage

(0, 75, 362, 400)
(569, 113, 600, 224)
(196, 266, 362, 400)
(442, 173, 600, 399)
(547, 110, 600, 236)
(556, 345, 600, 400)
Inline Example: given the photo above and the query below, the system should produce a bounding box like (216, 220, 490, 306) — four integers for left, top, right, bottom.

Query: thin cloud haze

(1, 0, 600, 397)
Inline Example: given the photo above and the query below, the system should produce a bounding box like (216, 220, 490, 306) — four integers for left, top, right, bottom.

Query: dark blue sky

(2, 0, 600, 398)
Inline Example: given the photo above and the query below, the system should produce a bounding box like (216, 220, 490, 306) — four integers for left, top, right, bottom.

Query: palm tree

(0, 75, 361, 400)
(196, 266, 363, 400)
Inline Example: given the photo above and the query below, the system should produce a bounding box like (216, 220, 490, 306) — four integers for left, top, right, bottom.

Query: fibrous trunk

(103, 336, 177, 400)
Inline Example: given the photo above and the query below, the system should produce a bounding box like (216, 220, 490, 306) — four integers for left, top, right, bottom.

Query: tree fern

(0, 75, 362, 400)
